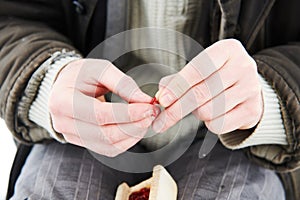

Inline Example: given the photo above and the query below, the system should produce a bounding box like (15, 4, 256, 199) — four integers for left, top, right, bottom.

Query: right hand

(49, 59, 159, 157)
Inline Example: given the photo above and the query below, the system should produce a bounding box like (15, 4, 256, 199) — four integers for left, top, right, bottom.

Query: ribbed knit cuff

(28, 52, 81, 142)
(219, 74, 287, 149)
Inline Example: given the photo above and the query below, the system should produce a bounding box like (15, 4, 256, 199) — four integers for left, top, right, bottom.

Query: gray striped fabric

(11, 141, 285, 199)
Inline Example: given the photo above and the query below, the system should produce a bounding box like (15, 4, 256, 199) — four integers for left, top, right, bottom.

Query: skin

(153, 39, 263, 135)
(49, 39, 263, 157)
(49, 59, 160, 157)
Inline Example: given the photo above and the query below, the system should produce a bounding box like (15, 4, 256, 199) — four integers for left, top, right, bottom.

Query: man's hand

(49, 59, 159, 157)
(153, 39, 263, 135)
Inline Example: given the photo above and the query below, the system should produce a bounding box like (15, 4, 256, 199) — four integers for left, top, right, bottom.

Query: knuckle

(69, 59, 84, 70)
(104, 150, 121, 157)
(163, 83, 184, 101)
(90, 59, 112, 69)
(226, 38, 243, 49)
(165, 110, 180, 124)
(89, 59, 112, 78)
(103, 132, 115, 145)
(120, 76, 139, 96)
(128, 106, 139, 121)
(244, 101, 261, 120)
(102, 143, 126, 157)
(63, 135, 80, 145)
(48, 92, 68, 115)
(248, 57, 257, 69)
(248, 83, 261, 97)
(62, 134, 71, 142)
(192, 110, 201, 120)
(196, 106, 212, 121)
(96, 112, 108, 125)
(108, 152, 119, 157)
(103, 146, 122, 158)
(48, 93, 59, 115)
(51, 120, 60, 132)
(166, 75, 190, 99)
(101, 59, 113, 68)
(216, 39, 242, 50)
(95, 147, 112, 157)
(254, 83, 262, 95)
(139, 118, 152, 129)
(126, 76, 135, 83)
(159, 76, 172, 88)
(252, 103, 262, 118)
(123, 75, 135, 87)
(204, 121, 217, 134)
(193, 84, 209, 103)
(52, 119, 66, 133)
(243, 59, 258, 74)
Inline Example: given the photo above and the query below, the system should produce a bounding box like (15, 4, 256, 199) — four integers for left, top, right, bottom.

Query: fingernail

(159, 94, 173, 107)
(153, 106, 161, 117)
(152, 119, 165, 133)
(155, 90, 161, 99)
(144, 109, 154, 118)
(150, 115, 156, 121)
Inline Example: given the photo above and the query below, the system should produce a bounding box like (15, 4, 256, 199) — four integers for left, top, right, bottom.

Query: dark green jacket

(0, 0, 299, 198)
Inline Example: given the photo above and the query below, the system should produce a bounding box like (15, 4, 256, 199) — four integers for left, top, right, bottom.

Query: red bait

(150, 97, 159, 117)
(150, 97, 159, 105)
(129, 187, 150, 200)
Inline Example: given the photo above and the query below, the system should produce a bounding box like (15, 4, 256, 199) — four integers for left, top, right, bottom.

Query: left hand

(152, 39, 263, 134)
(49, 59, 157, 157)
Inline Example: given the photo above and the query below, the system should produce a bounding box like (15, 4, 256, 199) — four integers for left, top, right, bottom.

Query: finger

(152, 63, 238, 133)
(100, 116, 153, 143)
(50, 90, 159, 125)
(63, 133, 144, 157)
(105, 135, 144, 157)
(156, 39, 247, 107)
(88, 135, 145, 157)
(52, 115, 153, 144)
(155, 74, 176, 97)
(152, 96, 190, 133)
(82, 59, 152, 103)
(205, 96, 262, 134)
(193, 83, 251, 121)
(62, 134, 83, 147)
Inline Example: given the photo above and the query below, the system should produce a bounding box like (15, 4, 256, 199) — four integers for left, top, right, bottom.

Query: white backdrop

(0, 119, 17, 200)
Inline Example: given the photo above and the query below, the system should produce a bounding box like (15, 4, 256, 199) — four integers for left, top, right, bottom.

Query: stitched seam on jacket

(5, 46, 75, 143)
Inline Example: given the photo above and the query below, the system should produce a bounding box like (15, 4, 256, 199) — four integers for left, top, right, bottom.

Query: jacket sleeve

(247, 44, 300, 172)
(0, 17, 79, 144)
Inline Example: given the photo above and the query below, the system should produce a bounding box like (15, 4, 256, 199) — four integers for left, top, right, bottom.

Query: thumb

(98, 59, 152, 103)
(155, 74, 176, 99)
(116, 75, 152, 103)
(81, 59, 152, 103)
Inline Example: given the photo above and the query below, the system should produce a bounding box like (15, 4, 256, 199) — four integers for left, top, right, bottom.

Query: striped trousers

(11, 139, 285, 200)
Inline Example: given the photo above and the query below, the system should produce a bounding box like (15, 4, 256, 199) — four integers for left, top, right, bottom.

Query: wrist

(20, 50, 82, 142)
(219, 73, 287, 149)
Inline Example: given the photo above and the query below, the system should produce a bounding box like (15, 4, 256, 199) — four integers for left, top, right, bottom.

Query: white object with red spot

(115, 165, 177, 200)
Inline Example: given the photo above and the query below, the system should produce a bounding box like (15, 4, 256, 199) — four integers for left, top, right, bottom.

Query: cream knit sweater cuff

(28, 52, 81, 142)
(219, 74, 287, 149)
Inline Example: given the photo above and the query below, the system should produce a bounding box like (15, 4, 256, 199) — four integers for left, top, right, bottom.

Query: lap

(11, 142, 150, 200)
(11, 140, 285, 200)
(167, 140, 285, 200)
